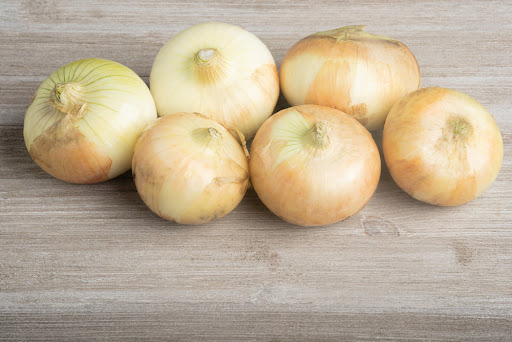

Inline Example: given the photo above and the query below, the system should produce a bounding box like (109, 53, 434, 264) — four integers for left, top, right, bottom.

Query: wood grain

(1, 0, 511, 340)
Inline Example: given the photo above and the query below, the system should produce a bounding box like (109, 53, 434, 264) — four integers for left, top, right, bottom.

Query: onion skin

(280, 25, 420, 131)
(132, 113, 250, 224)
(383, 87, 503, 206)
(150, 22, 280, 140)
(250, 105, 381, 226)
(24, 58, 157, 183)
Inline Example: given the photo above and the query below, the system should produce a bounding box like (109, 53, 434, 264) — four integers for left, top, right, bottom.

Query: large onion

(383, 87, 503, 206)
(280, 25, 420, 131)
(24, 58, 157, 183)
(150, 22, 280, 140)
(132, 113, 250, 224)
(250, 105, 381, 226)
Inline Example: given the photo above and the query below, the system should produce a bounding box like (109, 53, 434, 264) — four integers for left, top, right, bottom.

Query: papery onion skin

(250, 104, 381, 226)
(150, 22, 280, 140)
(383, 87, 503, 206)
(280, 25, 420, 131)
(24, 58, 157, 183)
(132, 113, 250, 224)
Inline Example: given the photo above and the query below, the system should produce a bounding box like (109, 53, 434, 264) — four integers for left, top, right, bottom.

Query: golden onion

(280, 25, 420, 130)
(132, 113, 250, 224)
(150, 22, 280, 139)
(24, 58, 157, 183)
(250, 105, 381, 226)
(383, 87, 503, 206)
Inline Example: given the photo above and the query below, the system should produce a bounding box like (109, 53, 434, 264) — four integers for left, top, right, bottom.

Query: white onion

(383, 87, 503, 206)
(24, 58, 157, 183)
(280, 25, 420, 131)
(250, 105, 381, 226)
(132, 113, 250, 224)
(150, 22, 280, 139)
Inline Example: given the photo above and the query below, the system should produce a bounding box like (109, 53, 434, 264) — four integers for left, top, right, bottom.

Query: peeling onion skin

(24, 58, 157, 184)
(280, 25, 420, 131)
(150, 22, 280, 140)
(383, 87, 503, 206)
(250, 105, 381, 226)
(132, 113, 250, 224)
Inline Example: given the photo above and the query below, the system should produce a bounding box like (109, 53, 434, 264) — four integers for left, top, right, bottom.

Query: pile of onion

(150, 22, 280, 140)
(280, 25, 420, 130)
(22, 23, 504, 226)
(24, 58, 157, 183)
(383, 87, 503, 206)
(132, 113, 250, 224)
(250, 105, 381, 226)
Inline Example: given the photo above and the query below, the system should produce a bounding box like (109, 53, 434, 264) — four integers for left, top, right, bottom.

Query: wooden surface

(1, 0, 511, 340)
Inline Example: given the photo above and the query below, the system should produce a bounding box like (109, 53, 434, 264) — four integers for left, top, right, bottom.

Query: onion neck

(193, 48, 231, 84)
(308, 122, 330, 150)
(49, 82, 86, 120)
(448, 117, 472, 139)
(192, 126, 222, 148)
(437, 116, 473, 151)
(194, 48, 217, 65)
(206, 127, 221, 139)
(315, 25, 366, 40)
(314, 25, 395, 43)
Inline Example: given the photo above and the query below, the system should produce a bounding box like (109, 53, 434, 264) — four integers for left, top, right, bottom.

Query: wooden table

(1, 1, 511, 340)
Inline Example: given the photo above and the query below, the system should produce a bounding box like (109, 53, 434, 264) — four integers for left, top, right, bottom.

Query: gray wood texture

(1, 0, 511, 340)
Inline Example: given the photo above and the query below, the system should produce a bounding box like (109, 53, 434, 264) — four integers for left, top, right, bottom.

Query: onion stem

(448, 116, 473, 138)
(196, 49, 215, 63)
(309, 121, 330, 149)
(193, 48, 219, 66)
(49, 82, 85, 118)
(192, 48, 231, 84)
(207, 127, 221, 139)
(192, 126, 222, 148)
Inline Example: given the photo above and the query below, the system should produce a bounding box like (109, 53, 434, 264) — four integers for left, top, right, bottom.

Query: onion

(150, 22, 280, 140)
(383, 87, 503, 206)
(280, 25, 420, 131)
(24, 58, 157, 183)
(250, 104, 381, 226)
(132, 113, 250, 224)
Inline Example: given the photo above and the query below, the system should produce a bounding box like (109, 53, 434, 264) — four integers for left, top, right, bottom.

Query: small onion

(24, 58, 157, 183)
(383, 87, 503, 206)
(280, 25, 420, 130)
(150, 22, 280, 140)
(250, 105, 381, 226)
(132, 113, 250, 224)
